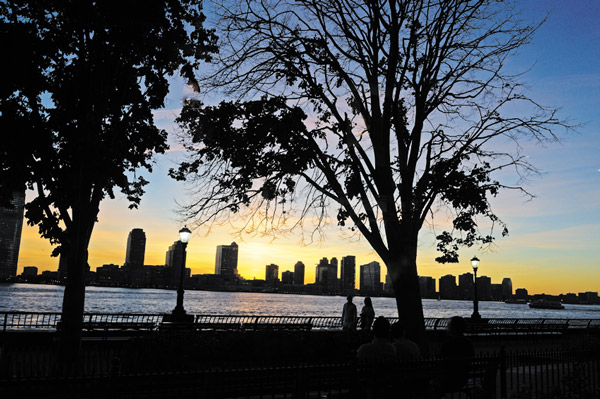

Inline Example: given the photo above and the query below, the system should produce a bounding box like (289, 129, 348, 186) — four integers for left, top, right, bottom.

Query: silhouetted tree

(172, 0, 568, 342)
(0, 0, 216, 368)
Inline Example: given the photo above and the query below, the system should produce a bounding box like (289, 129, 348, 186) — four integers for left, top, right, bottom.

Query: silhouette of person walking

(342, 295, 358, 331)
(359, 297, 375, 331)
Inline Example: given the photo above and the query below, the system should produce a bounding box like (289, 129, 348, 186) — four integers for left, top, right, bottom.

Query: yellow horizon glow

(16, 217, 600, 296)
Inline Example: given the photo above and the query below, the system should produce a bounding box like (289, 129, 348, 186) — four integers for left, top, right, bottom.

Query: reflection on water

(2, 283, 600, 319)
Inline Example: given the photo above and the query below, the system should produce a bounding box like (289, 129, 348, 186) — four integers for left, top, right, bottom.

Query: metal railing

(1, 311, 600, 333)
(2, 346, 600, 398)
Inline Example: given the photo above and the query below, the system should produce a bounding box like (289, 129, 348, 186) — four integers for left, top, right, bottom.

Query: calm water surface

(2, 283, 600, 319)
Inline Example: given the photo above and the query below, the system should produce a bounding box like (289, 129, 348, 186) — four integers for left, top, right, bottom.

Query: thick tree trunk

(387, 241, 425, 347)
(58, 214, 91, 374)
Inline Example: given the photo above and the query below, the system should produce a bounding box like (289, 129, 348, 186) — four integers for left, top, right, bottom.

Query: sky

(16, 0, 600, 295)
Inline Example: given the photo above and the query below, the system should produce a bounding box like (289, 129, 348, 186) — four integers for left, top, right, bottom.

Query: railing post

(3, 313, 7, 332)
(500, 345, 507, 399)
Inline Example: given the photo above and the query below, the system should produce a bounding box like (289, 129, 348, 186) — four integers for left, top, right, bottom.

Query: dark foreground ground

(2, 328, 599, 398)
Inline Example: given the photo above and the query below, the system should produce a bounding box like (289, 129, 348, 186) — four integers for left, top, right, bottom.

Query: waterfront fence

(2, 346, 599, 398)
(2, 311, 600, 334)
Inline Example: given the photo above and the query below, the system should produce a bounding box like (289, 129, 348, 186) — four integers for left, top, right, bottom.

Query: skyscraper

(165, 240, 186, 286)
(0, 190, 25, 278)
(502, 277, 513, 299)
(215, 242, 239, 277)
(439, 274, 457, 299)
(458, 272, 474, 300)
(125, 228, 146, 267)
(359, 261, 381, 292)
(281, 270, 294, 284)
(340, 255, 356, 291)
(265, 264, 279, 282)
(419, 276, 436, 298)
(293, 261, 305, 285)
(315, 257, 329, 285)
(477, 275, 492, 300)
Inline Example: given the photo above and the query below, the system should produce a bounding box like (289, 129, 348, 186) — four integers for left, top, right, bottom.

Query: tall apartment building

(419, 276, 436, 298)
(215, 242, 239, 277)
(125, 228, 146, 267)
(340, 255, 356, 291)
(165, 241, 186, 286)
(439, 274, 457, 299)
(0, 190, 25, 278)
(315, 257, 329, 285)
(359, 261, 381, 292)
(281, 270, 294, 284)
(502, 278, 513, 299)
(458, 272, 474, 300)
(293, 261, 305, 285)
(265, 264, 279, 282)
(476, 275, 492, 300)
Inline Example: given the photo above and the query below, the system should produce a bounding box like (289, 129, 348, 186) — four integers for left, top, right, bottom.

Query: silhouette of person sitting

(435, 316, 475, 395)
(356, 316, 396, 398)
(356, 316, 395, 363)
(342, 295, 358, 331)
(359, 297, 375, 331)
(391, 322, 420, 361)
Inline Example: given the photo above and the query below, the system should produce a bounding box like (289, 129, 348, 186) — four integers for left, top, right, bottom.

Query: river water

(2, 283, 600, 319)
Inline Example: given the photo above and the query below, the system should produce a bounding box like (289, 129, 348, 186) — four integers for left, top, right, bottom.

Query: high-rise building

(265, 264, 279, 282)
(327, 257, 338, 292)
(458, 272, 474, 300)
(293, 261, 305, 285)
(340, 255, 356, 291)
(125, 228, 146, 267)
(215, 242, 239, 276)
(439, 274, 457, 299)
(281, 270, 294, 284)
(315, 257, 329, 285)
(0, 190, 25, 278)
(419, 276, 436, 298)
(502, 278, 513, 299)
(165, 240, 186, 286)
(360, 261, 381, 292)
(476, 275, 492, 300)
(491, 283, 503, 300)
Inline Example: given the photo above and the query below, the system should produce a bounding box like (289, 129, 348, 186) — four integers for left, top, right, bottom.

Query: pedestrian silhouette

(359, 297, 375, 331)
(341, 295, 358, 331)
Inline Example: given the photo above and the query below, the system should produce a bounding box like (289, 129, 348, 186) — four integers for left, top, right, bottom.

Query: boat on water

(529, 299, 564, 309)
(505, 298, 528, 304)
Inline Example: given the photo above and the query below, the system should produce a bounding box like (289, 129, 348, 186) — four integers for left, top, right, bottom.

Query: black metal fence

(2, 347, 599, 398)
(2, 311, 600, 333)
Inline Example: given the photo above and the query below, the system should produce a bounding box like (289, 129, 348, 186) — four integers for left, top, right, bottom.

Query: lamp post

(171, 226, 192, 322)
(471, 256, 481, 321)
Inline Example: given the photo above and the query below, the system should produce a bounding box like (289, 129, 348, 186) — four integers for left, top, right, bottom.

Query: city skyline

(12, 0, 600, 295)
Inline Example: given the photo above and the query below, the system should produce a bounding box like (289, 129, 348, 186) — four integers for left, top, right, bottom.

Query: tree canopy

(0, 0, 217, 365)
(173, 0, 567, 340)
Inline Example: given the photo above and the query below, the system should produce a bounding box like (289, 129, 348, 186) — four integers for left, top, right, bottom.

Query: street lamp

(471, 256, 481, 320)
(171, 226, 192, 322)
